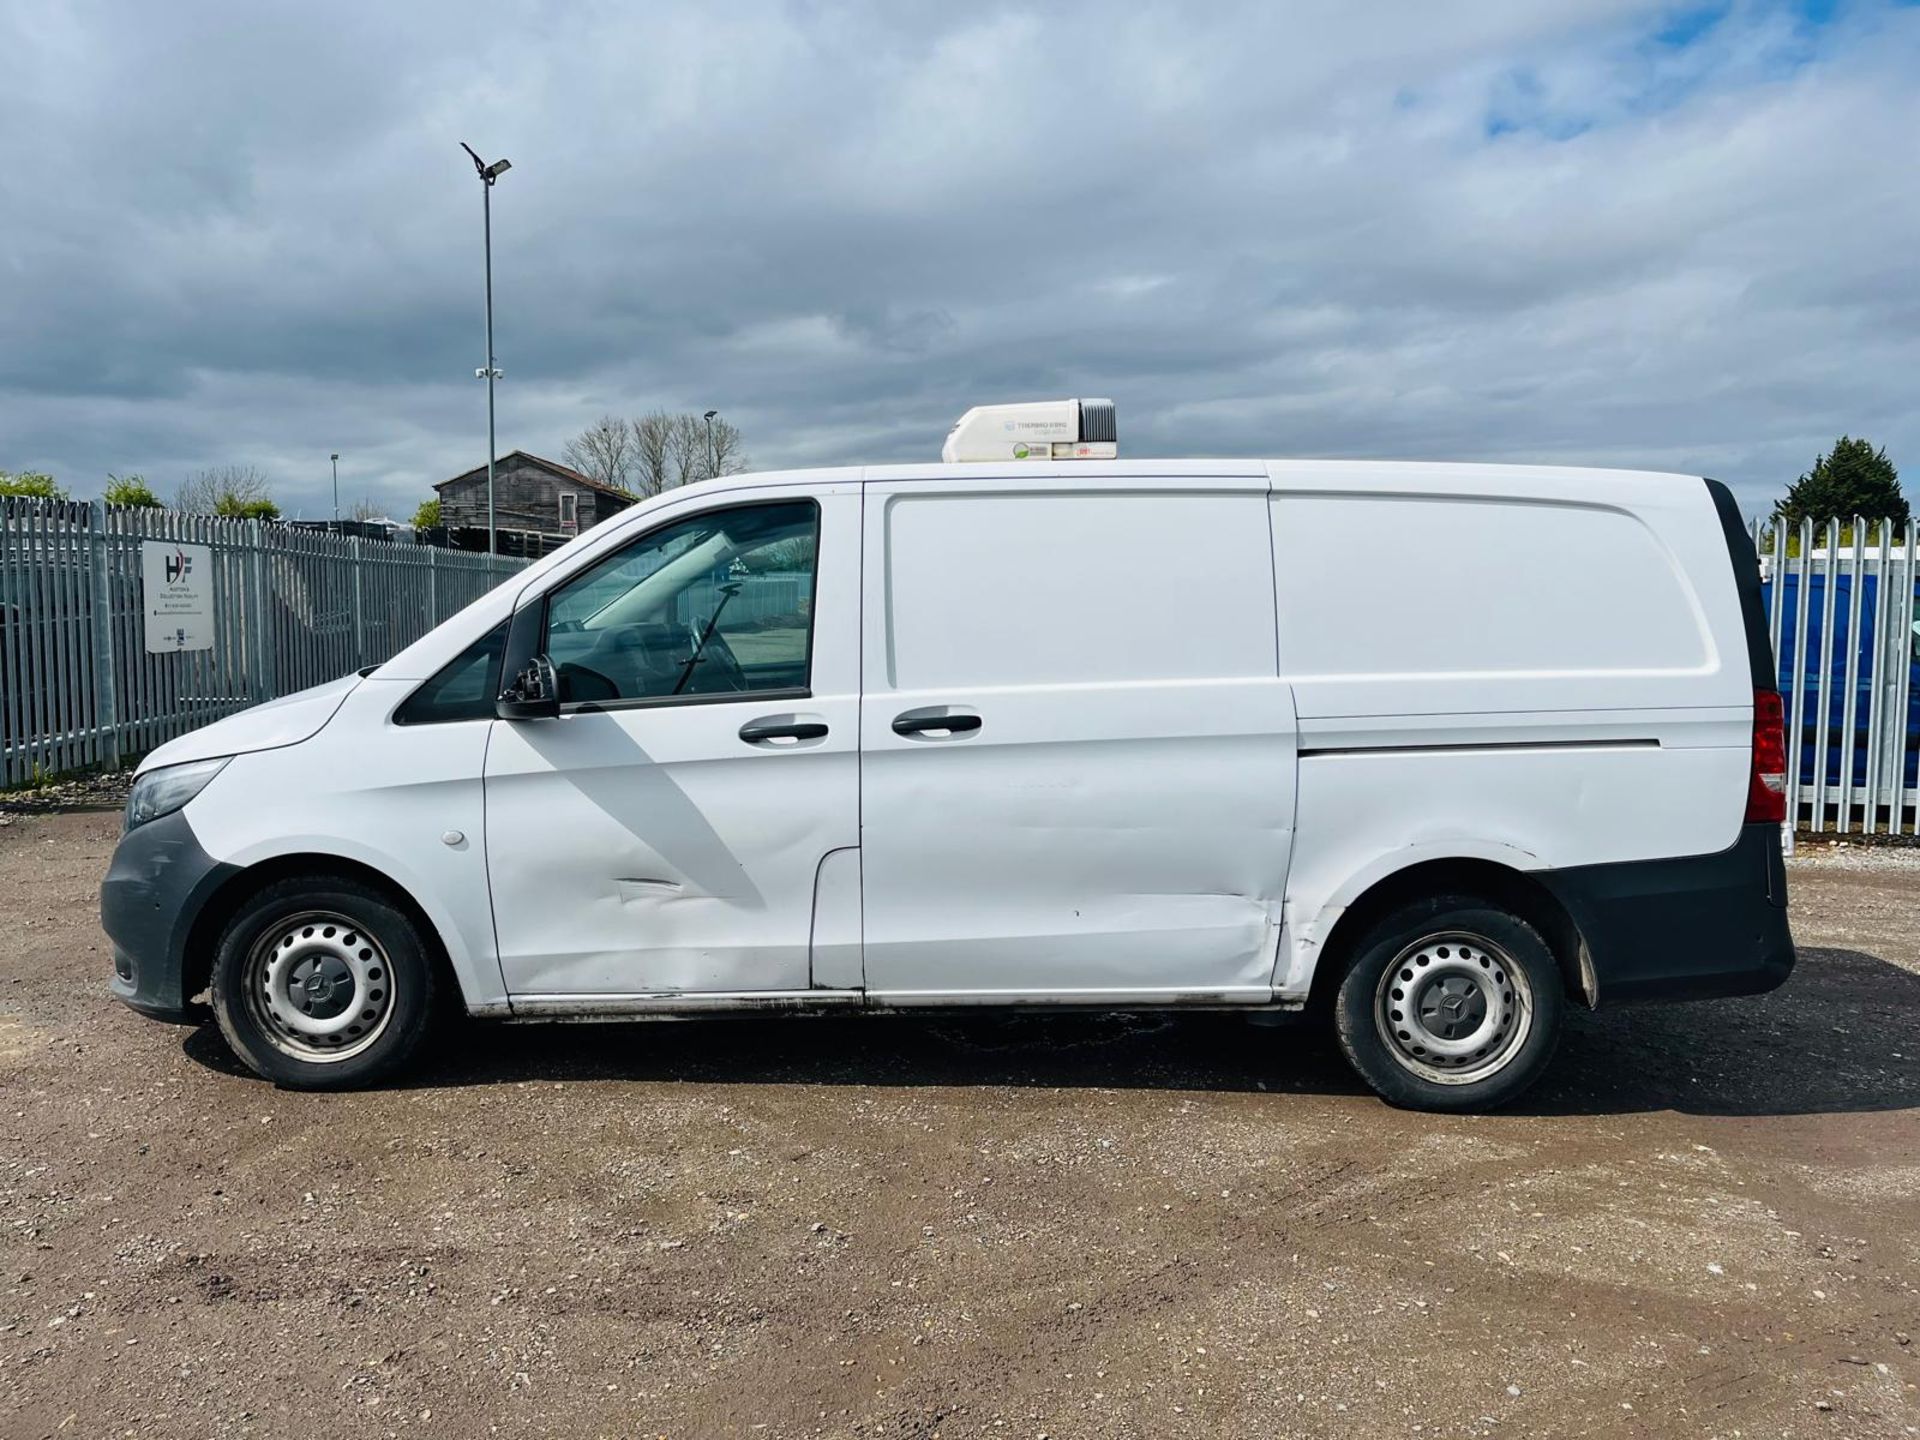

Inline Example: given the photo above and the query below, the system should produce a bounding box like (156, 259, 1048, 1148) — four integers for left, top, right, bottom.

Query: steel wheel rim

(241, 910, 396, 1064)
(1374, 930, 1533, 1086)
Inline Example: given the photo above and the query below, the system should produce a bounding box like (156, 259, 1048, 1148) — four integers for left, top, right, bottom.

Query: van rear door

(856, 471, 1295, 1003)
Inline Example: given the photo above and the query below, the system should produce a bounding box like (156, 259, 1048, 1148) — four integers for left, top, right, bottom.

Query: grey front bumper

(100, 808, 238, 1023)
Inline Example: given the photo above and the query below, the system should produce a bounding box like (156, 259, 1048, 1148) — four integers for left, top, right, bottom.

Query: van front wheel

(1332, 898, 1563, 1111)
(209, 874, 439, 1089)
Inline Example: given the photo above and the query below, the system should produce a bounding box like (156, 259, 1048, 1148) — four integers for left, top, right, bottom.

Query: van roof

(692, 458, 1708, 489)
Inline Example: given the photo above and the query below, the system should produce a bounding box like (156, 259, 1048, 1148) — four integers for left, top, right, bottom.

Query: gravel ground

(2, 809, 1917, 1439)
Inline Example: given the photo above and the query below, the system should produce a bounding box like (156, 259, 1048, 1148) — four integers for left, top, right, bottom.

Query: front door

(857, 473, 1297, 1003)
(484, 485, 860, 999)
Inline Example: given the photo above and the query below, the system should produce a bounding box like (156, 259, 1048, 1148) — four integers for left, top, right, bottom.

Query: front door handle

(739, 716, 829, 746)
(891, 706, 982, 739)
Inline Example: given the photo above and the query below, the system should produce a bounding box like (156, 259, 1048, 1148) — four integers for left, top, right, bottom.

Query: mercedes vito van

(101, 407, 1793, 1110)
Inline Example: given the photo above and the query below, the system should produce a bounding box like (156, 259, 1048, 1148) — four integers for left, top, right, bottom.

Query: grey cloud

(3, 0, 1917, 520)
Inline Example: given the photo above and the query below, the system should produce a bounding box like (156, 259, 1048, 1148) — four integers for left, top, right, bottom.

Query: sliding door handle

(891, 706, 982, 739)
(739, 716, 829, 746)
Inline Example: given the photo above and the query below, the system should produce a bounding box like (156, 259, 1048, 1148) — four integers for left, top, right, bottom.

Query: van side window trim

(560, 685, 812, 717)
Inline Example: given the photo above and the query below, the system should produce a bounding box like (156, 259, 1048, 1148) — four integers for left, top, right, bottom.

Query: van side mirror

(496, 654, 560, 720)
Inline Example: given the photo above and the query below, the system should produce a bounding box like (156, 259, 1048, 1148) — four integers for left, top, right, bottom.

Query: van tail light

(1746, 689, 1787, 825)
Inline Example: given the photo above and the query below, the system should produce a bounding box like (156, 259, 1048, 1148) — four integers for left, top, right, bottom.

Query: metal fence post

(86, 502, 121, 770)
(351, 536, 365, 663)
(248, 519, 273, 703)
(426, 544, 438, 625)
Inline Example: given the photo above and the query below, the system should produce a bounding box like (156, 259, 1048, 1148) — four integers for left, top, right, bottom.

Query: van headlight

(124, 758, 230, 833)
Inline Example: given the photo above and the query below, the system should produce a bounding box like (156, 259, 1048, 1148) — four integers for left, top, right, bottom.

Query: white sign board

(142, 540, 215, 653)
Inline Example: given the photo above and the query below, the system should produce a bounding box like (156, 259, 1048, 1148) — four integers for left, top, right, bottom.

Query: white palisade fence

(1750, 516, 1919, 834)
(1, 498, 523, 786)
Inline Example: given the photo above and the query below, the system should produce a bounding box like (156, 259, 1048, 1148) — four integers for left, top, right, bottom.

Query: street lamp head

(460, 142, 511, 184)
(704, 410, 718, 421)
(330, 453, 339, 462)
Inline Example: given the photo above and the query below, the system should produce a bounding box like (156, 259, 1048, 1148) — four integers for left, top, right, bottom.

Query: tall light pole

(460, 142, 511, 554)
(330, 453, 340, 524)
(704, 409, 718, 479)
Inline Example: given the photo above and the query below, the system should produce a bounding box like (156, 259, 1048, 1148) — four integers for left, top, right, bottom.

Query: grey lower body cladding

(1537, 822, 1794, 1005)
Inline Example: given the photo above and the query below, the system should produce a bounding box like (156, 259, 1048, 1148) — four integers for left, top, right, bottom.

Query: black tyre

(209, 874, 439, 1089)
(1333, 895, 1563, 1112)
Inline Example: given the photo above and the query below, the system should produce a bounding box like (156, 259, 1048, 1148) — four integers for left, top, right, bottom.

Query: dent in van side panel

(181, 680, 509, 1011)
(1273, 744, 1750, 999)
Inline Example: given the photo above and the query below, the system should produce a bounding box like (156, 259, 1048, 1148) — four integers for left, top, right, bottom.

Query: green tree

(412, 497, 442, 528)
(103, 472, 163, 508)
(178, 465, 278, 520)
(1775, 436, 1908, 533)
(0, 469, 66, 499)
(214, 495, 281, 520)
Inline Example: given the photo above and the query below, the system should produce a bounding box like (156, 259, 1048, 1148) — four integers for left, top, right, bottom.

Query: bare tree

(177, 465, 279, 519)
(348, 496, 386, 522)
(707, 415, 748, 478)
(621, 410, 750, 495)
(666, 413, 708, 490)
(562, 415, 635, 492)
(631, 411, 674, 497)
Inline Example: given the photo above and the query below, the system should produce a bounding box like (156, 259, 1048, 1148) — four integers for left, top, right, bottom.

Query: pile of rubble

(0, 769, 134, 817)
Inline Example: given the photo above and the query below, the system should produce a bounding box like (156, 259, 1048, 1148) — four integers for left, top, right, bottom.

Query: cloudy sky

(3, 0, 1916, 519)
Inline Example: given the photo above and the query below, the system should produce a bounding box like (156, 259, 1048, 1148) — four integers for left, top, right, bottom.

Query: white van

(102, 412, 1792, 1110)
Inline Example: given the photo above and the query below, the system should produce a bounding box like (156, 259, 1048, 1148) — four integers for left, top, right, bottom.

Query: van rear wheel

(209, 874, 439, 1089)
(1333, 897, 1563, 1111)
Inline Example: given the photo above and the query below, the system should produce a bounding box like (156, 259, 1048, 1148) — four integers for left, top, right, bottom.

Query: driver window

(544, 500, 818, 705)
